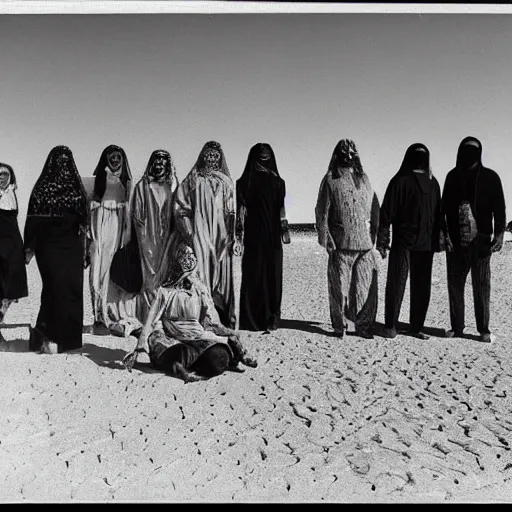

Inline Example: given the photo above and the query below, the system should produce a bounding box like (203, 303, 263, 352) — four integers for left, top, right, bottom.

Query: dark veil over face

(456, 136, 482, 171)
(397, 143, 430, 176)
(237, 143, 281, 199)
(27, 145, 89, 221)
(93, 144, 132, 201)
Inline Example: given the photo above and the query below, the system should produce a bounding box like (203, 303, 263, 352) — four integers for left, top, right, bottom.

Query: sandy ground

(1, 234, 512, 503)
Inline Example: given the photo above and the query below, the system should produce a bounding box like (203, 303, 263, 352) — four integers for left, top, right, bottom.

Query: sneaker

(381, 327, 397, 339)
(479, 333, 494, 344)
(444, 329, 464, 338)
(410, 331, 430, 340)
(333, 329, 344, 339)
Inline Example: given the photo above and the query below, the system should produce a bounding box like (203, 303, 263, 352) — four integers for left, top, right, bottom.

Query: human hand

(326, 236, 336, 254)
(491, 232, 505, 253)
(377, 246, 388, 259)
(233, 241, 243, 257)
(121, 347, 147, 372)
(83, 251, 91, 269)
(25, 249, 34, 265)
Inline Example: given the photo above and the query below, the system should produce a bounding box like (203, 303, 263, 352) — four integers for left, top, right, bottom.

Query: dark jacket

(442, 139, 506, 249)
(378, 171, 443, 252)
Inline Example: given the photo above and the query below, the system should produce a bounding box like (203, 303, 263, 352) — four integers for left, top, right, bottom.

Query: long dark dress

(0, 209, 28, 300)
(24, 214, 84, 352)
(237, 171, 285, 331)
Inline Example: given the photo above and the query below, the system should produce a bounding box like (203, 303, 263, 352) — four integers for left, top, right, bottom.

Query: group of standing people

(316, 136, 506, 344)
(0, 135, 506, 380)
(0, 142, 287, 380)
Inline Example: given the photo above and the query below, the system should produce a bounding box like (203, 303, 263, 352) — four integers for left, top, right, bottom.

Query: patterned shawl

(27, 145, 89, 224)
(187, 141, 232, 183)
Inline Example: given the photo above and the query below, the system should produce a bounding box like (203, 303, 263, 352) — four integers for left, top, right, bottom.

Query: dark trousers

(446, 245, 491, 334)
(385, 244, 434, 332)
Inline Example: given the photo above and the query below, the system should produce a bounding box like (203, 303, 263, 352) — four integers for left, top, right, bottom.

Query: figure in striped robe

(315, 139, 380, 339)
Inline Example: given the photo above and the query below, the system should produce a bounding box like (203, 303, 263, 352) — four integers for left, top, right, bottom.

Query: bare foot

(40, 340, 58, 355)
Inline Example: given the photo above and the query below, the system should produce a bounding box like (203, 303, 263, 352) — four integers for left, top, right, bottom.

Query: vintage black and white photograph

(0, 1, 511, 503)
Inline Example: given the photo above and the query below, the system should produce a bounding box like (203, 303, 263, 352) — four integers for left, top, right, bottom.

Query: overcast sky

(1, 13, 511, 223)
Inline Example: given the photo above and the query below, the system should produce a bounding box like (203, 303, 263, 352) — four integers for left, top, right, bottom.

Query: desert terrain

(1, 232, 512, 503)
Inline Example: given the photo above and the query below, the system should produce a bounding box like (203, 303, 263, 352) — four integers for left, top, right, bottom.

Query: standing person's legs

(91, 206, 120, 328)
(446, 248, 471, 335)
(327, 250, 344, 335)
(351, 249, 378, 338)
(408, 250, 434, 338)
(327, 250, 354, 336)
(213, 253, 236, 330)
(470, 251, 491, 338)
(384, 243, 410, 336)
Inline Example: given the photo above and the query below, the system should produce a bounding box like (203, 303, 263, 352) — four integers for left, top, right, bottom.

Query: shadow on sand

(82, 324, 111, 336)
(372, 321, 481, 341)
(278, 318, 480, 342)
(278, 319, 340, 337)
(80, 343, 136, 370)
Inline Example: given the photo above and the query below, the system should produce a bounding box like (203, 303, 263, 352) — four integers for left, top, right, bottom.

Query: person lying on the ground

(122, 243, 257, 382)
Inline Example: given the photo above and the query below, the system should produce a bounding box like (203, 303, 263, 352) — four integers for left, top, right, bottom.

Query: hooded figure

(87, 144, 140, 337)
(133, 149, 179, 322)
(0, 162, 28, 342)
(441, 136, 506, 343)
(24, 146, 89, 354)
(122, 243, 257, 382)
(236, 143, 287, 331)
(377, 143, 444, 340)
(158, 141, 236, 329)
(315, 139, 380, 339)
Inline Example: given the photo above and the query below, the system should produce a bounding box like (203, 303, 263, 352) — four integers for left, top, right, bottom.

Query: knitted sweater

(315, 170, 379, 251)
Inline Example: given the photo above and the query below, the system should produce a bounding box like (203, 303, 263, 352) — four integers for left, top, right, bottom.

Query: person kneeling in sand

(122, 243, 257, 382)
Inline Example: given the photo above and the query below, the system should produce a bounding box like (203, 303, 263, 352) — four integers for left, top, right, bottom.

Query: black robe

(0, 209, 28, 300)
(237, 172, 285, 331)
(24, 213, 84, 352)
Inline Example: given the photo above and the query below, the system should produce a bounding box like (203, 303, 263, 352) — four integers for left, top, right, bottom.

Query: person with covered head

(88, 144, 140, 336)
(315, 139, 380, 339)
(122, 243, 257, 382)
(236, 143, 287, 332)
(0, 162, 28, 342)
(132, 149, 179, 323)
(161, 141, 237, 329)
(442, 136, 506, 343)
(377, 143, 444, 340)
(24, 146, 89, 354)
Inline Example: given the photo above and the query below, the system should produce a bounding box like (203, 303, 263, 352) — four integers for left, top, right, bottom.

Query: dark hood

(456, 136, 482, 171)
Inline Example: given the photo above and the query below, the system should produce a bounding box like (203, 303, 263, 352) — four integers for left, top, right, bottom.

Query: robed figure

(88, 144, 140, 337)
(24, 146, 89, 354)
(160, 141, 236, 329)
(236, 143, 287, 332)
(132, 149, 179, 322)
(0, 162, 28, 342)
